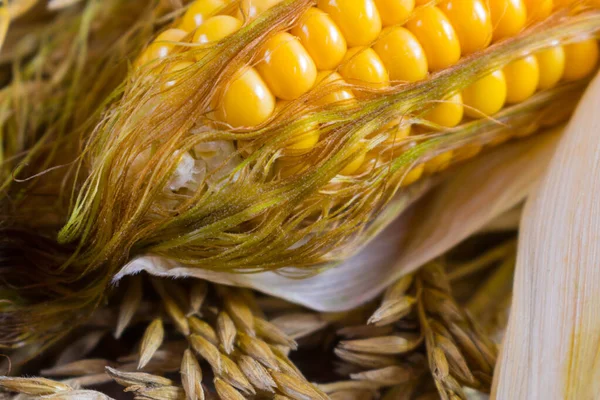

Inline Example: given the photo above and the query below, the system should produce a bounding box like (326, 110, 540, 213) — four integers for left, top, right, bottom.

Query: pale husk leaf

(492, 73, 600, 399)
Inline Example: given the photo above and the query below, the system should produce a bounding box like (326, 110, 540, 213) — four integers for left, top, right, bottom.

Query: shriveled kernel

(141, 29, 188, 64)
(292, 8, 347, 70)
(372, 27, 428, 82)
(256, 32, 317, 100)
(240, 0, 284, 19)
(315, 71, 355, 106)
(339, 47, 389, 89)
(462, 69, 507, 117)
(179, 0, 226, 32)
(489, 0, 527, 41)
(424, 92, 463, 128)
(536, 45, 565, 90)
(317, 0, 382, 47)
(524, 0, 552, 21)
(503, 54, 539, 103)
(563, 38, 599, 81)
(341, 151, 367, 175)
(218, 67, 275, 127)
(424, 151, 453, 174)
(439, 0, 492, 55)
(374, 0, 415, 27)
(193, 15, 243, 44)
(405, 6, 461, 71)
(400, 164, 425, 187)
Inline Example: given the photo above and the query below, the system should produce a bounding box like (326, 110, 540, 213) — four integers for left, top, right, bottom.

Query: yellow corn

(136, 0, 599, 187)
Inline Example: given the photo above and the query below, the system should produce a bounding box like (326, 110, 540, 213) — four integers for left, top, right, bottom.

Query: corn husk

(492, 72, 600, 399)
(117, 128, 560, 311)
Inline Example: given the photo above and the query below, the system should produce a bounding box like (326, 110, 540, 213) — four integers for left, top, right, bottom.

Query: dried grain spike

(41, 359, 113, 377)
(216, 312, 237, 354)
(270, 371, 328, 400)
(382, 275, 414, 303)
(237, 355, 277, 393)
(254, 317, 298, 349)
(105, 367, 173, 388)
(40, 389, 115, 399)
(189, 334, 222, 374)
(350, 365, 417, 387)
(237, 333, 279, 371)
(334, 348, 398, 369)
(139, 318, 165, 369)
(132, 385, 186, 400)
(338, 334, 422, 355)
(115, 276, 143, 338)
(188, 316, 219, 345)
(219, 354, 255, 395)
(270, 313, 328, 340)
(0, 377, 72, 396)
(180, 349, 204, 400)
(189, 281, 208, 316)
(217, 286, 255, 334)
(153, 281, 190, 336)
(368, 297, 416, 326)
(214, 377, 245, 400)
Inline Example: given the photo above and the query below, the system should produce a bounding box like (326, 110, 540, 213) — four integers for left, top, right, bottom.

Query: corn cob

(134, 0, 598, 187)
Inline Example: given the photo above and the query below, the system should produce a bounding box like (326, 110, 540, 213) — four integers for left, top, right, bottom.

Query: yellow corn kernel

(462, 69, 507, 117)
(162, 61, 195, 90)
(405, 6, 461, 71)
(340, 151, 367, 175)
(563, 38, 599, 81)
(315, 71, 355, 106)
(317, 0, 382, 47)
(424, 151, 453, 174)
(193, 15, 243, 44)
(256, 32, 317, 100)
(240, 0, 283, 20)
(524, 0, 552, 21)
(535, 45, 565, 90)
(424, 92, 464, 128)
(503, 54, 539, 103)
(218, 67, 275, 127)
(285, 123, 320, 152)
(489, 0, 527, 41)
(179, 0, 225, 32)
(291, 8, 347, 70)
(374, 0, 415, 27)
(372, 27, 428, 82)
(439, 0, 492, 55)
(399, 164, 425, 187)
(453, 143, 483, 161)
(140, 29, 188, 64)
(339, 47, 389, 89)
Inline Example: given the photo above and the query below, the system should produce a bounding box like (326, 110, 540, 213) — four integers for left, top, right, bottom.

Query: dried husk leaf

(492, 73, 600, 398)
(139, 319, 165, 369)
(119, 130, 560, 311)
